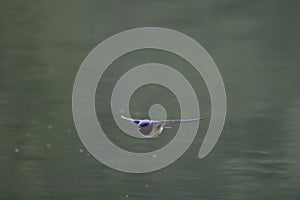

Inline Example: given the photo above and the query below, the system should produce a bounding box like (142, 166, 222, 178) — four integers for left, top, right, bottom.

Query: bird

(121, 115, 202, 138)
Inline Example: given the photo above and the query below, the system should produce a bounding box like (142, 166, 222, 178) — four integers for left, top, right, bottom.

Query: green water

(1, 1, 300, 199)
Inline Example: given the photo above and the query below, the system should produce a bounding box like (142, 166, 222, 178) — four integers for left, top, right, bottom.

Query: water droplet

(31, 118, 37, 124)
(48, 125, 53, 130)
(125, 194, 129, 198)
(145, 184, 149, 188)
(79, 148, 84, 153)
(14, 148, 19, 153)
(152, 154, 157, 158)
(46, 144, 51, 148)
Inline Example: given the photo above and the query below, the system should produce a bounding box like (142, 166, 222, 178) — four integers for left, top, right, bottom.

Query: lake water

(1, 1, 300, 199)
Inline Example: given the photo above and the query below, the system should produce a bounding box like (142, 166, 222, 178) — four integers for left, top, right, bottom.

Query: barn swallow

(121, 115, 202, 138)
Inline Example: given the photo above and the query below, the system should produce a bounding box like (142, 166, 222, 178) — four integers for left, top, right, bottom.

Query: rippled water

(1, 1, 300, 199)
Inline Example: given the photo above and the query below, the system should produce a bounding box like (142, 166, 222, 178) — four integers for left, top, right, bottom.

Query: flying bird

(121, 115, 202, 138)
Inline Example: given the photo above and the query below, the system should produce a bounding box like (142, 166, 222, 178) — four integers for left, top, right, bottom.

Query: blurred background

(1, 1, 300, 199)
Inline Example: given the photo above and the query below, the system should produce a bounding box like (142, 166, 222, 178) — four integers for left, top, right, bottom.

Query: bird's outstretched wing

(152, 118, 202, 125)
(121, 115, 140, 124)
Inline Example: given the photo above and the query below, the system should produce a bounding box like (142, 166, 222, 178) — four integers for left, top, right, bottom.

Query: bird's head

(138, 120, 152, 127)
